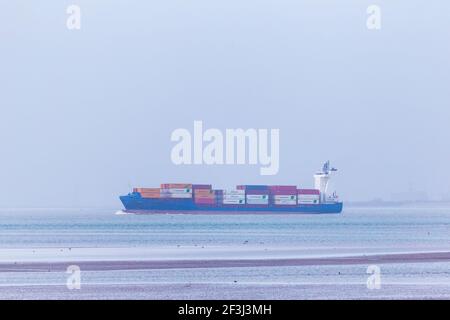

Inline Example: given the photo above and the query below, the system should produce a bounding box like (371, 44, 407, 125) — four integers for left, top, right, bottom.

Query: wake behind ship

(120, 161, 343, 214)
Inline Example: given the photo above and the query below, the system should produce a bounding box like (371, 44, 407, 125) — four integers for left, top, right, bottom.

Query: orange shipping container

(140, 192, 161, 199)
(194, 189, 215, 195)
(134, 188, 160, 193)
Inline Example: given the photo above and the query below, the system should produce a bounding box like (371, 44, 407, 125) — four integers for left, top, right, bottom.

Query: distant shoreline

(1, 251, 449, 273)
(345, 201, 450, 208)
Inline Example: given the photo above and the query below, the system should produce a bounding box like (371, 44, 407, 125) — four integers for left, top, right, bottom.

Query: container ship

(120, 161, 343, 214)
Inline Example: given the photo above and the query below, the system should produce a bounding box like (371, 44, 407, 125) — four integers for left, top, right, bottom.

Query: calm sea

(0, 206, 449, 299)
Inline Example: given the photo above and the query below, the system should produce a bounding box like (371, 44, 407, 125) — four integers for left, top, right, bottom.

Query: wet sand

(1, 251, 449, 272)
(2, 283, 450, 300)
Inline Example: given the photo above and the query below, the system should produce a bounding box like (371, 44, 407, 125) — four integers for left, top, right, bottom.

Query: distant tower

(314, 161, 337, 203)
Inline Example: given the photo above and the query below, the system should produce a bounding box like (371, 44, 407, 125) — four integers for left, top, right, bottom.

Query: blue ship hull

(120, 193, 343, 214)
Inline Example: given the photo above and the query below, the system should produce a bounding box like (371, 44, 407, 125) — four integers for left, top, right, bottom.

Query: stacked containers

(237, 185, 268, 191)
(133, 187, 161, 199)
(215, 190, 224, 205)
(192, 184, 212, 190)
(269, 186, 297, 206)
(297, 189, 320, 204)
(221, 189, 245, 205)
(242, 186, 270, 206)
(160, 183, 193, 199)
(246, 190, 269, 206)
(193, 185, 216, 205)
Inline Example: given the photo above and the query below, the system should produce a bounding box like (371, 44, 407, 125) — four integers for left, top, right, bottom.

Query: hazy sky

(1, 1, 449, 207)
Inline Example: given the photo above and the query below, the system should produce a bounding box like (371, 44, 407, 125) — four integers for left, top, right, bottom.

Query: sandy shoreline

(2, 283, 450, 300)
(1, 251, 449, 272)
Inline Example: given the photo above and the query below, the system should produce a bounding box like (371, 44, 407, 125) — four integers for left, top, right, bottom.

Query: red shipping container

(269, 185, 297, 192)
(192, 184, 212, 189)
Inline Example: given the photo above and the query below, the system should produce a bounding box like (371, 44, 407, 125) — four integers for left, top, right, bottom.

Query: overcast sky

(1, 1, 449, 207)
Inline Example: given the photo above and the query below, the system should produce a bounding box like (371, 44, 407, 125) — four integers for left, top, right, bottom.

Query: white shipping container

(222, 199, 245, 204)
(223, 190, 245, 195)
(247, 199, 269, 205)
(274, 195, 297, 201)
(222, 194, 246, 200)
(160, 193, 192, 198)
(274, 199, 297, 205)
(298, 194, 319, 200)
(161, 188, 192, 194)
(246, 194, 268, 200)
(298, 199, 320, 204)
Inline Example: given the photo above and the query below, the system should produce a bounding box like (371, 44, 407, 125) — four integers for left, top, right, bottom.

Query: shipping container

(161, 183, 192, 189)
(222, 192, 245, 197)
(298, 195, 320, 201)
(192, 184, 212, 190)
(222, 198, 245, 205)
(140, 192, 161, 199)
(160, 193, 192, 199)
(274, 199, 297, 203)
(221, 195, 246, 201)
(246, 199, 269, 205)
(247, 201, 269, 205)
(270, 189, 297, 196)
(273, 195, 297, 200)
(194, 189, 215, 195)
(194, 195, 215, 200)
(298, 199, 320, 204)
(245, 189, 270, 195)
(297, 189, 320, 195)
(274, 200, 297, 205)
(161, 188, 192, 194)
(269, 185, 297, 192)
(194, 191, 215, 196)
(298, 191, 320, 204)
(236, 185, 269, 190)
(133, 188, 160, 193)
(246, 194, 269, 200)
(246, 196, 269, 204)
(236, 185, 269, 191)
(223, 190, 245, 195)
